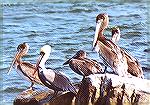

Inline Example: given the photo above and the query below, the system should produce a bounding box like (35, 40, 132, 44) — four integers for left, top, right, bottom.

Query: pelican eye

(101, 16, 105, 19)
(116, 29, 120, 33)
(17, 43, 27, 52)
(40, 51, 45, 55)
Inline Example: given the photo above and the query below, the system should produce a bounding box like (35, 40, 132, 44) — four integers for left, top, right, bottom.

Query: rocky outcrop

(14, 74, 150, 105)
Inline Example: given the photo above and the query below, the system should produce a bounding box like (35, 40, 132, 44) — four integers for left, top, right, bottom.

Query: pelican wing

(96, 40, 128, 76)
(41, 69, 76, 93)
(82, 58, 103, 73)
(121, 49, 143, 78)
(127, 60, 143, 77)
(101, 38, 119, 53)
(121, 48, 137, 61)
(69, 58, 103, 76)
(69, 59, 91, 76)
(96, 41, 119, 67)
(19, 62, 43, 85)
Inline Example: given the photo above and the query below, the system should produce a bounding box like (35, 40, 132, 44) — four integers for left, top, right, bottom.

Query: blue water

(1, 1, 150, 105)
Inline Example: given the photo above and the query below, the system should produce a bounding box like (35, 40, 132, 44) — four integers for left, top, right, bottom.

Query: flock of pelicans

(8, 13, 144, 98)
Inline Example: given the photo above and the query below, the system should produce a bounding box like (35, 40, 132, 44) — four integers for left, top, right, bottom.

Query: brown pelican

(63, 50, 103, 78)
(92, 13, 129, 77)
(111, 27, 144, 78)
(34, 45, 77, 96)
(8, 42, 43, 89)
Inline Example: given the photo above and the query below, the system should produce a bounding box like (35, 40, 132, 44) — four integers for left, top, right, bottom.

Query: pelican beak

(63, 53, 78, 65)
(33, 52, 45, 75)
(63, 58, 71, 65)
(63, 55, 75, 65)
(7, 52, 20, 75)
(93, 19, 103, 49)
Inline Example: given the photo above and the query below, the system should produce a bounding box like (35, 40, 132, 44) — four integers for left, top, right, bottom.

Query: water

(1, 1, 150, 105)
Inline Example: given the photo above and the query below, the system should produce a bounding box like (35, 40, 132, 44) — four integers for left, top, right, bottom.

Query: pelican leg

(104, 66, 116, 74)
(28, 82, 34, 90)
(104, 66, 107, 73)
(82, 76, 85, 80)
(53, 91, 58, 98)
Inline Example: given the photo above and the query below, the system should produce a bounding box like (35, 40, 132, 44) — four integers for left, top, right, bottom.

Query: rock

(44, 92, 75, 105)
(89, 74, 150, 105)
(14, 73, 150, 105)
(14, 88, 76, 105)
(75, 78, 96, 105)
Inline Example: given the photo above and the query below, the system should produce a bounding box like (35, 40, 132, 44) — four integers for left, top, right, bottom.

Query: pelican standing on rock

(8, 42, 43, 89)
(63, 50, 103, 78)
(92, 13, 129, 77)
(34, 45, 77, 96)
(111, 27, 144, 78)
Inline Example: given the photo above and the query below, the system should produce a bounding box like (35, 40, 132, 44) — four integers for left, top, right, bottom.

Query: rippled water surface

(1, 1, 150, 105)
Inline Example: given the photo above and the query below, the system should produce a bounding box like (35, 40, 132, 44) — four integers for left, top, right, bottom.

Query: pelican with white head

(35, 45, 77, 97)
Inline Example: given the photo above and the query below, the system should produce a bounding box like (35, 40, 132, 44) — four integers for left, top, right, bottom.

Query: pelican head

(74, 50, 87, 58)
(63, 50, 86, 65)
(8, 42, 29, 75)
(93, 13, 109, 49)
(17, 42, 29, 55)
(36, 45, 52, 69)
(111, 26, 120, 43)
(40, 45, 51, 58)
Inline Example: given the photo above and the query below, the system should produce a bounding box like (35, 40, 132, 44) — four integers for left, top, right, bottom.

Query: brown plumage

(63, 50, 103, 77)
(111, 27, 144, 78)
(8, 43, 43, 89)
(93, 13, 129, 77)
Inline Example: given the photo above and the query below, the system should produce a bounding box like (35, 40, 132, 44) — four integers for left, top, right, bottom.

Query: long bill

(63, 53, 78, 65)
(92, 19, 103, 49)
(63, 58, 71, 65)
(7, 52, 20, 75)
(33, 52, 45, 76)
